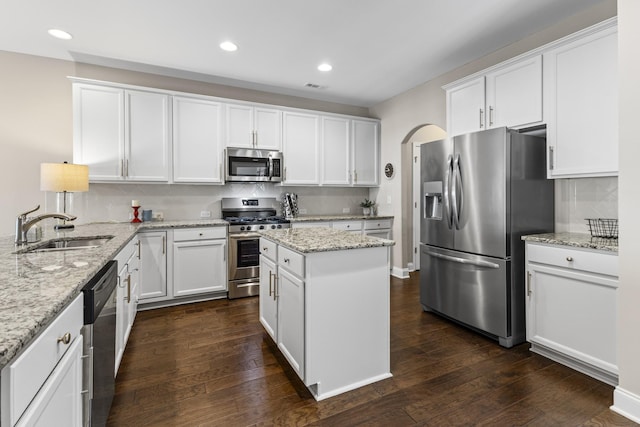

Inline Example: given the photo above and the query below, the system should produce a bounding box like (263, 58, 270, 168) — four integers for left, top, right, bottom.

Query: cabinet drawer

(527, 243, 618, 277)
(332, 220, 362, 232)
(278, 246, 305, 278)
(1, 294, 83, 425)
(260, 238, 277, 262)
(364, 219, 392, 230)
(173, 226, 226, 241)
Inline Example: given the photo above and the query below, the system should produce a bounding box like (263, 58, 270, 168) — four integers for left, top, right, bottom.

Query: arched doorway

(400, 124, 446, 273)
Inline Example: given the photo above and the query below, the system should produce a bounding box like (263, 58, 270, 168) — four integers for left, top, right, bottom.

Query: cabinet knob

(57, 332, 71, 345)
(284, 258, 290, 263)
(199, 233, 203, 236)
(566, 256, 574, 262)
(263, 247, 268, 251)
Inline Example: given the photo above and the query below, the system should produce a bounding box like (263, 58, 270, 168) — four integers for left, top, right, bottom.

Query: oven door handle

(228, 232, 262, 240)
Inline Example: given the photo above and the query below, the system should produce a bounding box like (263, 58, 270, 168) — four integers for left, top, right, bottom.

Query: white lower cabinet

(138, 227, 228, 308)
(138, 231, 168, 301)
(1, 295, 84, 427)
(259, 254, 278, 340)
(525, 242, 618, 385)
(115, 237, 139, 375)
(259, 237, 391, 401)
(172, 228, 227, 297)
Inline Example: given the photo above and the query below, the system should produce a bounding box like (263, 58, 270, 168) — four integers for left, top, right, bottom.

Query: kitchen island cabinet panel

(259, 229, 392, 401)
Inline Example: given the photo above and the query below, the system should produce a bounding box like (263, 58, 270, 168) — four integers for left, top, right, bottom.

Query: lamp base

(54, 224, 75, 230)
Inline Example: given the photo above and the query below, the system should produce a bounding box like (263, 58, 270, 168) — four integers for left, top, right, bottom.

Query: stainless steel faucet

(15, 205, 77, 245)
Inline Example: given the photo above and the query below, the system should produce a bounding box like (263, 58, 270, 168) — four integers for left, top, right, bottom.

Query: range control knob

(271, 224, 276, 229)
(259, 225, 265, 230)
(277, 224, 282, 229)
(240, 226, 245, 231)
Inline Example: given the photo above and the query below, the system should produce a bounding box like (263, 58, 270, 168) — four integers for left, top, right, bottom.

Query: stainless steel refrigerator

(420, 127, 553, 348)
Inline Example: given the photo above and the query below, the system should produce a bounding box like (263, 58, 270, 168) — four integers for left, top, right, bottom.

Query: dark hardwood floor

(108, 273, 635, 426)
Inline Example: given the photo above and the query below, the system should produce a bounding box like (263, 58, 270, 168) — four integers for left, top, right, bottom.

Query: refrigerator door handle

(451, 154, 463, 229)
(444, 155, 453, 229)
(425, 250, 500, 269)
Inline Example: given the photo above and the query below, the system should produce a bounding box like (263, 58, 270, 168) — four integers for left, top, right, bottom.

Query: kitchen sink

(17, 236, 114, 253)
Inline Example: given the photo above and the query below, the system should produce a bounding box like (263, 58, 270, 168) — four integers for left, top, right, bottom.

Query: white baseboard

(391, 266, 410, 279)
(611, 387, 640, 424)
(407, 262, 415, 272)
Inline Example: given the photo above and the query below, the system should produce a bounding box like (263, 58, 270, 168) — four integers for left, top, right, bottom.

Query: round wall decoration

(384, 163, 394, 178)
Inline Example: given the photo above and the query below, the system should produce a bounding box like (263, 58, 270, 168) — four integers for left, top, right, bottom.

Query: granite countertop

(288, 215, 394, 222)
(522, 232, 618, 253)
(260, 227, 395, 253)
(0, 219, 227, 370)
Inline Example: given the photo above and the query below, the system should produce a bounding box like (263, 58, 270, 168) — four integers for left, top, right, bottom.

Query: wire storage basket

(586, 218, 618, 239)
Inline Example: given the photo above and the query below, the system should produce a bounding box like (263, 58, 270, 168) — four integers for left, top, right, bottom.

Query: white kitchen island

(259, 227, 394, 401)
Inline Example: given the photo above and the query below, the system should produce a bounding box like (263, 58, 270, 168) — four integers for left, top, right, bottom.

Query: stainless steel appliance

(81, 260, 118, 427)
(420, 127, 554, 348)
(222, 197, 290, 298)
(225, 148, 283, 183)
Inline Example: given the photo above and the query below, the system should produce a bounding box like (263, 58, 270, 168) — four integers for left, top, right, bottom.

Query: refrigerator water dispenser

(423, 181, 442, 220)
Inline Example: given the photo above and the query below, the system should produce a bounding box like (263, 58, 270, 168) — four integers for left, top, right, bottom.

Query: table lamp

(40, 162, 89, 230)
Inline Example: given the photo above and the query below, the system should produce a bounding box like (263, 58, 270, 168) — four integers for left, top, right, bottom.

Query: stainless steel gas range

(222, 197, 290, 299)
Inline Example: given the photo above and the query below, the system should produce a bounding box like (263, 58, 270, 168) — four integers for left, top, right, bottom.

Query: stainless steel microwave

(225, 148, 283, 183)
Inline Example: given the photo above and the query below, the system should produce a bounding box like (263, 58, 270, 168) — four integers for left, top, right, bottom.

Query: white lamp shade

(40, 163, 89, 192)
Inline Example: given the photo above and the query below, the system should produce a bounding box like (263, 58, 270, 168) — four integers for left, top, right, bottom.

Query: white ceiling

(2, 0, 605, 107)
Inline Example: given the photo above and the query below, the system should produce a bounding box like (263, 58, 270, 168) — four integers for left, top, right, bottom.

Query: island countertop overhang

(259, 227, 395, 254)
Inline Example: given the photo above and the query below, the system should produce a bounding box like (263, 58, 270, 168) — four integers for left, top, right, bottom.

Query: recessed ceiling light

(48, 29, 73, 40)
(318, 63, 333, 72)
(220, 41, 238, 52)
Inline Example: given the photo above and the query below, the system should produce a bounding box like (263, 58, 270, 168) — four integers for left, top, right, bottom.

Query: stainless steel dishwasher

(82, 261, 117, 427)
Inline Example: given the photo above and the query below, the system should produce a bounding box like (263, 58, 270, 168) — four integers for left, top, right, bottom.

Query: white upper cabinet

(544, 23, 618, 179)
(446, 55, 542, 137)
(352, 119, 380, 186)
(125, 90, 170, 181)
(282, 111, 320, 185)
(73, 84, 170, 182)
(225, 103, 281, 150)
(73, 84, 124, 180)
(447, 77, 486, 137)
(485, 55, 542, 130)
(173, 96, 224, 183)
(321, 116, 351, 185)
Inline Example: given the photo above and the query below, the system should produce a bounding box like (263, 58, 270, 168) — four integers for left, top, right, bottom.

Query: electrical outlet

(299, 208, 307, 214)
(342, 207, 350, 213)
(200, 210, 212, 218)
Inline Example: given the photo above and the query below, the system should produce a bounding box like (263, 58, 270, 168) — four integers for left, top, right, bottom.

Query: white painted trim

(391, 266, 410, 279)
(407, 262, 415, 272)
(442, 17, 617, 90)
(611, 387, 640, 424)
(310, 372, 393, 401)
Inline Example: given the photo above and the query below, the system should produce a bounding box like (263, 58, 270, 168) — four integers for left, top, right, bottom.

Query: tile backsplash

(49, 183, 369, 225)
(554, 177, 618, 234)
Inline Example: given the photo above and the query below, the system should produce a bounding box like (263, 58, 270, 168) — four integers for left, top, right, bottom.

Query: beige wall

(0, 51, 370, 237)
(615, 0, 640, 419)
(369, 0, 617, 275)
